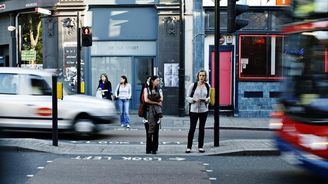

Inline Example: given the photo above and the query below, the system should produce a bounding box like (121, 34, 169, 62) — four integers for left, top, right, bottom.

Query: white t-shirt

(115, 83, 132, 100)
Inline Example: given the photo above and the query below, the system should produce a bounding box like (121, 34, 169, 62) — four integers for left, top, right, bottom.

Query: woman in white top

(114, 75, 132, 128)
(185, 69, 211, 153)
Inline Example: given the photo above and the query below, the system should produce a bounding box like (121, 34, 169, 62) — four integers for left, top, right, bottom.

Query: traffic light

(227, 0, 249, 33)
(82, 26, 92, 47)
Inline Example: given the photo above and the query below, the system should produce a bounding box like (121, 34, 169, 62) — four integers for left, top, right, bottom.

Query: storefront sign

(85, 0, 156, 5)
(203, 0, 289, 7)
(92, 41, 156, 56)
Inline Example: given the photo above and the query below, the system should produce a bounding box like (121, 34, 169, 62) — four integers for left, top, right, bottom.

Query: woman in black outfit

(97, 73, 112, 100)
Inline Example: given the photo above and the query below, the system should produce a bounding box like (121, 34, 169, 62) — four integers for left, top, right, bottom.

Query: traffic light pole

(76, 11, 82, 94)
(214, 0, 220, 147)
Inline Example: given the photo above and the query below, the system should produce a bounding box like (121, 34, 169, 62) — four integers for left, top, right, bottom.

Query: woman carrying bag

(97, 73, 112, 100)
(114, 75, 132, 128)
(143, 76, 163, 154)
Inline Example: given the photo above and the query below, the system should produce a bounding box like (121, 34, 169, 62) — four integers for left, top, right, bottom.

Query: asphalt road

(0, 150, 325, 184)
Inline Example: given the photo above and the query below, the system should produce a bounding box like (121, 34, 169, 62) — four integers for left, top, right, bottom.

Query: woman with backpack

(185, 69, 211, 153)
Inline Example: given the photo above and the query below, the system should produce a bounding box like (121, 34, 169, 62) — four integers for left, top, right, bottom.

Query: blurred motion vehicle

(272, 0, 328, 180)
(0, 67, 117, 134)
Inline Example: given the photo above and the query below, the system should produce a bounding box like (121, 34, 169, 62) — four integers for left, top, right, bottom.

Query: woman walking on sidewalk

(143, 76, 163, 154)
(185, 69, 211, 153)
(114, 75, 132, 128)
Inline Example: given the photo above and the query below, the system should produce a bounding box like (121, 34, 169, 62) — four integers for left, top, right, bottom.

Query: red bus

(272, 0, 328, 179)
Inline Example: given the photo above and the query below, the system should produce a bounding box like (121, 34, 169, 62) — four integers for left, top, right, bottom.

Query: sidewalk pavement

(0, 115, 278, 156)
(129, 114, 271, 130)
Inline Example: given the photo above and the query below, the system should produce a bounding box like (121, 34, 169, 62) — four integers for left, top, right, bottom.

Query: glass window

(205, 10, 227, 31)
(271, 12, 292, 30)
(0, 74, 18, 95)
(29, 75, 52, 95)
(242, 12, 268, 30)
(239, 35, 284, 80)
(91, 57, 132, 96)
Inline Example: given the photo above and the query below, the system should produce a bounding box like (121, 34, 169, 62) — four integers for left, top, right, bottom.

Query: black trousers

(187, 112, 208, 149)
(144, 123, 159, 152)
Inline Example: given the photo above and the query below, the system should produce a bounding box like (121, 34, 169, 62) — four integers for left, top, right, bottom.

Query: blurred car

(0, 67, 117, 134)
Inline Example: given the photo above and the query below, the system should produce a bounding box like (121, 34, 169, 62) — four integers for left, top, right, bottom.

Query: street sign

(35, 8, 51, 15)
(21, 50, 36, 61)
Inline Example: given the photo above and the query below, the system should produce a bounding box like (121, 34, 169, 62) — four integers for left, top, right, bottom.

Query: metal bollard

(52, 75, 58, 146)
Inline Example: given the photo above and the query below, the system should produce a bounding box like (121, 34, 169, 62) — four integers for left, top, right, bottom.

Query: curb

(207, 127, 272, 131)
(207, 150, 280, 156)
(0, 145, 279, 156)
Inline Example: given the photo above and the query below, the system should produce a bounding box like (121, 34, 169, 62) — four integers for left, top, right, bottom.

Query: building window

(242, 12, 268, 30)
(271, 12, 292, 30)
(204, 10, 227, 31)
(239, 35, 284, 80)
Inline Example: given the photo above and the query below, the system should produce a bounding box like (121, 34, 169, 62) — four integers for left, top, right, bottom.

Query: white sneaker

(126, 125, 130, 128)
(121, 124, 124, 127)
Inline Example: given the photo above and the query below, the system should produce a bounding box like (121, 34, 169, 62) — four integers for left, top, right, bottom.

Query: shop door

(131, 57, 153, 109)
(210, 49, 232, 106)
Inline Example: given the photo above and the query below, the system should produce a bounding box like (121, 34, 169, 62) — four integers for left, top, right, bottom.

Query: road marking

(203, 163, 209, 166)
(205, 169, 213, 172)
(169, 157, 186, 161)
(122, 157, 162, 161)
(26, 175, 34, 178)
(69, 141, 185, 145)
(209, 178, 217, 181)
(46, 160, 53, 163)
(37, 167, 44, 169)
(72, 156, 112, 160)
(71, 156, 188, 162)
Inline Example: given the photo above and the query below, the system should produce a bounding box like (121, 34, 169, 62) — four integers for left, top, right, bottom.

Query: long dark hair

(149, 75, 160, 91)
(120, 75, 128, 84)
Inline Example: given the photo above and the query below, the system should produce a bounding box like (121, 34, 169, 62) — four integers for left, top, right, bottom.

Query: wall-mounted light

(7, 26, 16, 32)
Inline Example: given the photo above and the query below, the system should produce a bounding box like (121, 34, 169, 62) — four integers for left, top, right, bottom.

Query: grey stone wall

(157, 5, 180, 115)
(238, 81, 282, 117)
(42, 17, 58, 69)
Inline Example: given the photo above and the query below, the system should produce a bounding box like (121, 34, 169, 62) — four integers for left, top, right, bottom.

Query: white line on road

(26, 175, 34, 178)
(169, 157, 186, 161)
(37, 167, 44, 169)
(46, 160, 53, 163)
(209, 178, 217, 181)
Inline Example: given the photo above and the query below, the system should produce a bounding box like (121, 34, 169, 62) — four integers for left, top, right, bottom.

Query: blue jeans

(118, 99, 130, 125)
